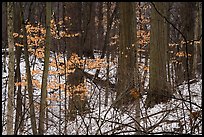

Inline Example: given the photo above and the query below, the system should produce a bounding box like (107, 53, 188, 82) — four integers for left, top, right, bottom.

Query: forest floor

(2, 52, 202, 135)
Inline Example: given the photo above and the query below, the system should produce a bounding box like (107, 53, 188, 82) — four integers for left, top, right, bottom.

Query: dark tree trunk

(145, 2, 172, 108)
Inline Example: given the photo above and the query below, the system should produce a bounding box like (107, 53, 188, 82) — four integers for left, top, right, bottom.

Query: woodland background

(2, 2, 202, 135)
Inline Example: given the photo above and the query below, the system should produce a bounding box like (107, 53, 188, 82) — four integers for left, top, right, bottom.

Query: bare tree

(13, 3, 23, 134)
(20, 2, 38, 134)
(6, 2, 15, 135)
(38, 2, 51, 135)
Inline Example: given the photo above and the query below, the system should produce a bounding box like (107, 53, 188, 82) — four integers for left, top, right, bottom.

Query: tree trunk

(166, 3, 172, 88)
(20, 3, 37, 135)
(97, 2, 104, 50)
(14, 47, 23, 135)
(115, 2, 139, 110)
(13, 3, 23, 134)
(81, 2, 95, 58)
(7, 2, 15, 135)
(193, 2, 202, 77)
(145, 2, 172, 108)
(105, 2, 111, 107)
(116, 3, 140, 133)
(38, 2, 51, 135)
(199, 2, 202, 77)
(181, 3, 196, 81)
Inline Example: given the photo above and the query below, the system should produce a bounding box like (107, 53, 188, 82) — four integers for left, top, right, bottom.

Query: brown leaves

(13, 19, 109, 100)
(35, 48, 44, 58)
(32, 79, 41, 89)
(137, 30, 150, 45)
(143, 66, 149, 71)
(189, 110, 201, 120)
(85, 57, 107, 69)
(31, 69, 42, 75)
(175, 51, 191, 57)
(68, 83, 87, 95)
(130, 88, 141, 99)
(15, 82, 27, 87)
(15, 43, 24, 47)
(13, 33, 19, 38)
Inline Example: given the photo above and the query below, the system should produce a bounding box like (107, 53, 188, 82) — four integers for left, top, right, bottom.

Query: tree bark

(116, 3, 141, 133)
(193, 2, 202, 77)
(105, 2, 111, 107)
(145, 2, 172, 108)
(97, 2, 104, 50)
(20, 3, 38, 135)
(116, 2, 139, 110)
(7, 2, 15, 135)
(38, 2, 51, 135)
(181, 3, 196, 81)
(81, 2, 95, 58)
(199, 2, 202, 76)
(13, 3, 23, 134)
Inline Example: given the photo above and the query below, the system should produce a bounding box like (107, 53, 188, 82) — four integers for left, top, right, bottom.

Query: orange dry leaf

(130, 88, 141, 99)
(41, 28, 46, 34)
(15, 81, 27, 87)
(176, 51, 191, 57)
(28, 48, 34, 53)
(59, 83, 65, 91)
(46, 97, 58, 101)
(73, 83, 88, 95)
(59, 31, 66, 37)
(143, 66, 149, 71)
(31, 69, 42, 75)
(35, 48, 44, 58)
(32, 79, 41, 88)
(30, 36, 36, 42)
(13, 33, 19, 38)
(47, 82, 58, 90)
(74, 33, 80, 37)
(50, 19, 55, 24)
(65, 34, 71, 38)
(58, 20, 63, 25)
(66, 68, 75, 74)
(35, 51, 44, 58)
(48, 70, 64, 75)
(15, 82, 22, 86)
(19, 35, 24, 38)
(15, 43, 24, 47)
(64, 16, 69, 20)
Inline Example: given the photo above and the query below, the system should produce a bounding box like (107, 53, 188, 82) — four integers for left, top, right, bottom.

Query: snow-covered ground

(2, 51, 202, 135)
